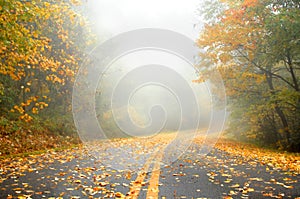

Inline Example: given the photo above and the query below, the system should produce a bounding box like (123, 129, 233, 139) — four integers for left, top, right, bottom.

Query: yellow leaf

(115, 192, 124, 198)
(247, 188, 254, 192)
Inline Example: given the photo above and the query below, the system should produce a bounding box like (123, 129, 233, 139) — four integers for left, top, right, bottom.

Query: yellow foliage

(0, 0, 94, 121)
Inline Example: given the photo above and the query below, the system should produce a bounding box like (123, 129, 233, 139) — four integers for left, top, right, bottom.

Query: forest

(0, 0, 299, 156)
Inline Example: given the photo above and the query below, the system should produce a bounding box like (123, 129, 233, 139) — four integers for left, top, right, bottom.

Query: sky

(82, 0, 203, 41)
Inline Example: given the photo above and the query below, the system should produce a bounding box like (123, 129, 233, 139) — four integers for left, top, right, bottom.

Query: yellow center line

(126, 148, 162, 199)
(125, 134, 174, 199)
(146, 151, 164, 199)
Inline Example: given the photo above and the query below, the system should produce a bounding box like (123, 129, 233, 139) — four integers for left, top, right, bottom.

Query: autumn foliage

(0, 0, 93, 121)
(0, 0, 95, 154)
(197, 0, 300, 151)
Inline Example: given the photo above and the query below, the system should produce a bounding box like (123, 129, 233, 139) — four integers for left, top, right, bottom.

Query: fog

(73, 0, 226, 138)
(94, 50, 215, 137)
(81, 0, 202, 39)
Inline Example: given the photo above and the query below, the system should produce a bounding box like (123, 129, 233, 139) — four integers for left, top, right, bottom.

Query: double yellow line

(126, 147, 164, 199)
(146, 151, 163, 198)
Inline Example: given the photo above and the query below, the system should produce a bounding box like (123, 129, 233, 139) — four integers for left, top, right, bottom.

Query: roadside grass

(0, 143, 81, 160)
(0, 115, 81, 157)
(0, 129, 81, 156)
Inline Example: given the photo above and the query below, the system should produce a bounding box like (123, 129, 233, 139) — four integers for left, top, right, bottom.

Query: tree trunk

(265, 72, 291, 147)
(286, 51, 299, 92)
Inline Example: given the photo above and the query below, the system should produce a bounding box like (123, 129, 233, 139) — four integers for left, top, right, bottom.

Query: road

(0, 135, 299, 199)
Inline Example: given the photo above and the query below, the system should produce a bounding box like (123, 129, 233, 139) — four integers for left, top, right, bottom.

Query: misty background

(77, 0, 224, 137)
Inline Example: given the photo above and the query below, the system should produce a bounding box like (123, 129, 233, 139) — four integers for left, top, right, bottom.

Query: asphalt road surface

(1, 137, 299, 199)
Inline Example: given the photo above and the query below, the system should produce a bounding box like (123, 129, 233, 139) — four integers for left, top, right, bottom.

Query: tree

(197, 0, 300, 151)
(0, 0, 94, 122)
